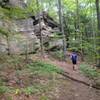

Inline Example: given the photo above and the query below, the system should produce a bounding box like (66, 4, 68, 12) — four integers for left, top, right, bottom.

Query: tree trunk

(76, 0, 80, 29)
(90, 0, 97, 63)
(36, 0, 44, 58)
(76, 0, 84, 61)
(95, 0, 100, 67)
(63, 16, 70, 48)
(58, 0, 67, 61)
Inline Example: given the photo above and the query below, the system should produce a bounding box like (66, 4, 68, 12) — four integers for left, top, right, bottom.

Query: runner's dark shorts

(72, 60, 77, 64)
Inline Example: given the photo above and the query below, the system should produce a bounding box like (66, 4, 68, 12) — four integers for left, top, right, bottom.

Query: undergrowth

(0, 83, 53, 96)
(80, 64, 100, 79)
(27, 60, 63, 75)
(0, 55, 62, 98)
(50, 51, 64, 61)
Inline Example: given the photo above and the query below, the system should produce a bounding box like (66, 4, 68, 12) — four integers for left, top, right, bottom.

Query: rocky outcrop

(0, 0, 62, 54)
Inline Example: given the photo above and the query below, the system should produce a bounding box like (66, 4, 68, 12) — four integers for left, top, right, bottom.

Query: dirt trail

(31, 54, 100, 100)
(40, 54, 100, 100)
(43, 54, 91, 84)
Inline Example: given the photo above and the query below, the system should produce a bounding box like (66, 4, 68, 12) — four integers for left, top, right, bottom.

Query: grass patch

(27, 60, 63, 75)
(40, 95, 49, 100)
(0, 83, 54, 95)
(22, 83, 52, 95)
(80, 64, 100, 79)
(0, 86, 10, 94)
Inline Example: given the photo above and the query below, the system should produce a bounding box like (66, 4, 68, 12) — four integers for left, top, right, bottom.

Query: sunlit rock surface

(0, 0, 62, 54)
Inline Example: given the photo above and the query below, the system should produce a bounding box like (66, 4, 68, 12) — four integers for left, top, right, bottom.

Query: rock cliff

(0, 0, 62, 54)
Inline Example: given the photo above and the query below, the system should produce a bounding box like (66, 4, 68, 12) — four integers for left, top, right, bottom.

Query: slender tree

(36, 0, 44, 58)
(76, 0, 80, 30)
(95, 0, 100, 67)
(58, 0, 67, 61)
(76, 0, 84, 61)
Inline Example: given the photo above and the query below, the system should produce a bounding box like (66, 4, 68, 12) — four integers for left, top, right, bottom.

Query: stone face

(13, 18, 34, 32)
(0, 0, 62, 54)
(49, 39, 63, 47)
(9, 33, 40, 54)
(0, 33, 40, 54)
(0, 35, 8, 54)
(9, 0, 26, 8)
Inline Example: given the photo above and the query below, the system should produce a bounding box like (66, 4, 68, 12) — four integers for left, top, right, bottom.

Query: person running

(70, 51, 78, 70)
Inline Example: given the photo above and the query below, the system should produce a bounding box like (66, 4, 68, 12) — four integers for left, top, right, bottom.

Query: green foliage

(0, 27, 10, 36)
(40, 95, 49, 100)
(23, 85, 42, 95)
(0, 2, 36, 19)
(26, 0, 40, 15)
(27, 60, 63, 74)
(68, 47, 79, 52)
(0, 86, 9, 94)
(50, 51, 64, 61)
(6, 96, 13, 100)
(0, 7, 10, 19)
(22, 86, 36, 95)
(9, 7, 28, 19)
(80, 64, 100, 79)
(49, 32, 63, 39)
(22, 83, 53, 95)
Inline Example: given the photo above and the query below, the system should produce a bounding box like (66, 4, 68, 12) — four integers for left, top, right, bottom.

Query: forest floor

(31, 53, 100, 100)
(0, 53, 100, 100)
